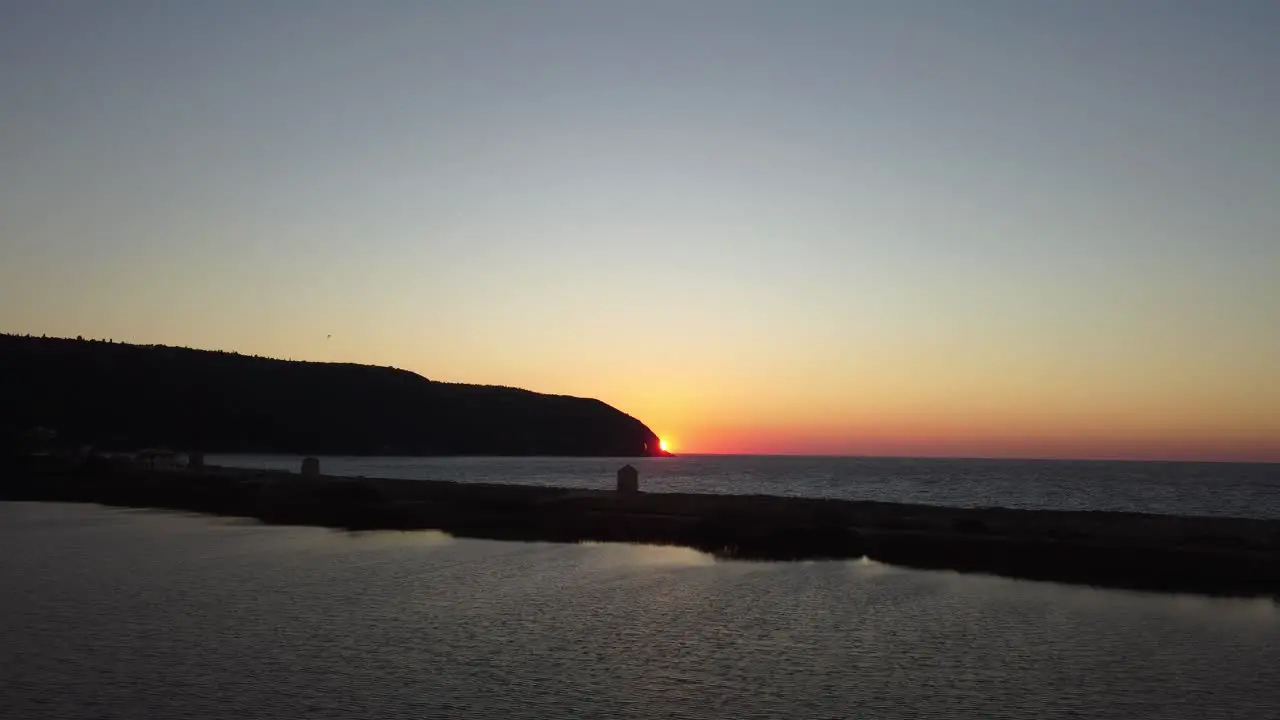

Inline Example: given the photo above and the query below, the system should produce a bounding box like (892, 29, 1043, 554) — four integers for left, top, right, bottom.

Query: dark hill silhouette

(0, 334, 668, 457)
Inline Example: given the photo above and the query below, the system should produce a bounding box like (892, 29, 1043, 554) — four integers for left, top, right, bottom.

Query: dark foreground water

(3, 503, 1279, 720)
(213, 454, 1280, 518)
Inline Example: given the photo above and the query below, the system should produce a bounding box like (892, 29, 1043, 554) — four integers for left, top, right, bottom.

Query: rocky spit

(4, 459, 1279, 597)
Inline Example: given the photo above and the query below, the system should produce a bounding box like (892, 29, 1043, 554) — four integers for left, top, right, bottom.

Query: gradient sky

(2, 1, 1278, 461)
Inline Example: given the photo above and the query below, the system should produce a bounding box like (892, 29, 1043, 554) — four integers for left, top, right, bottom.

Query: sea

(210, 453, 1280, 518)
(4, 456, 1280, 719)
(2, 502, 1279, 720)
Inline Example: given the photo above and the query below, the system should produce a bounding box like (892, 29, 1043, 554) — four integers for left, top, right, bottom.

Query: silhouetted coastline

(0, 334, 669, 457)
(4, 459, 1278, 598)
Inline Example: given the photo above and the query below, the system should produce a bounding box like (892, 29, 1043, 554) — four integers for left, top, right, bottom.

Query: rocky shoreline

(4, 460, 1279, 597)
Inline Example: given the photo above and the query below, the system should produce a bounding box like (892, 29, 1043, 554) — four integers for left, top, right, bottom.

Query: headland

(0, 334, 670, 457)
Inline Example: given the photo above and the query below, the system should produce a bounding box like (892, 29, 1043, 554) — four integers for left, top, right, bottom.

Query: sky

(2, 1, 1278, 461)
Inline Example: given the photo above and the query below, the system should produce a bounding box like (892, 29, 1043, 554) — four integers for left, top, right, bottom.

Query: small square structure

(616, 464, 639, 494)
(301, 457, 321, 477)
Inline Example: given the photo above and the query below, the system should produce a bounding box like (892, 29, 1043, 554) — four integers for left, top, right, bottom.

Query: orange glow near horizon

(658, 438, 670, 453)
(610, 375, 1280, 463)
(637, 419, 1280, 463)
(675, 430, 1280, 463)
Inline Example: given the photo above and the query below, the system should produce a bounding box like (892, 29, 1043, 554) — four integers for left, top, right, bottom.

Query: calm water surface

(2, 503, 1279, 720)
(213, 454, 1280, 518)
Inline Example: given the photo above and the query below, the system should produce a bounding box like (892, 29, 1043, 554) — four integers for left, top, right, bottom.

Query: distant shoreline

(4, 460, 1279, 598)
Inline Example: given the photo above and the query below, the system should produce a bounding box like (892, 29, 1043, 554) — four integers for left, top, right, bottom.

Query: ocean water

(2, 502, 1278, 720)
(211, 454, 1280, 519)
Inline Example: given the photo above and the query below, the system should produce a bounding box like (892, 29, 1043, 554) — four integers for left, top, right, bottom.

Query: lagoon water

(3, 502, 1279, 720)
(213, 454, 1280, 518)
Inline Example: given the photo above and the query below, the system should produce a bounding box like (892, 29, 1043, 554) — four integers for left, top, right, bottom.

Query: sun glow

(659, 438, 670, 453)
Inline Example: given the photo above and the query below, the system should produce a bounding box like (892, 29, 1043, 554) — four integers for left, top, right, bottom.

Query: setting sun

(659, 438, 670, 453)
